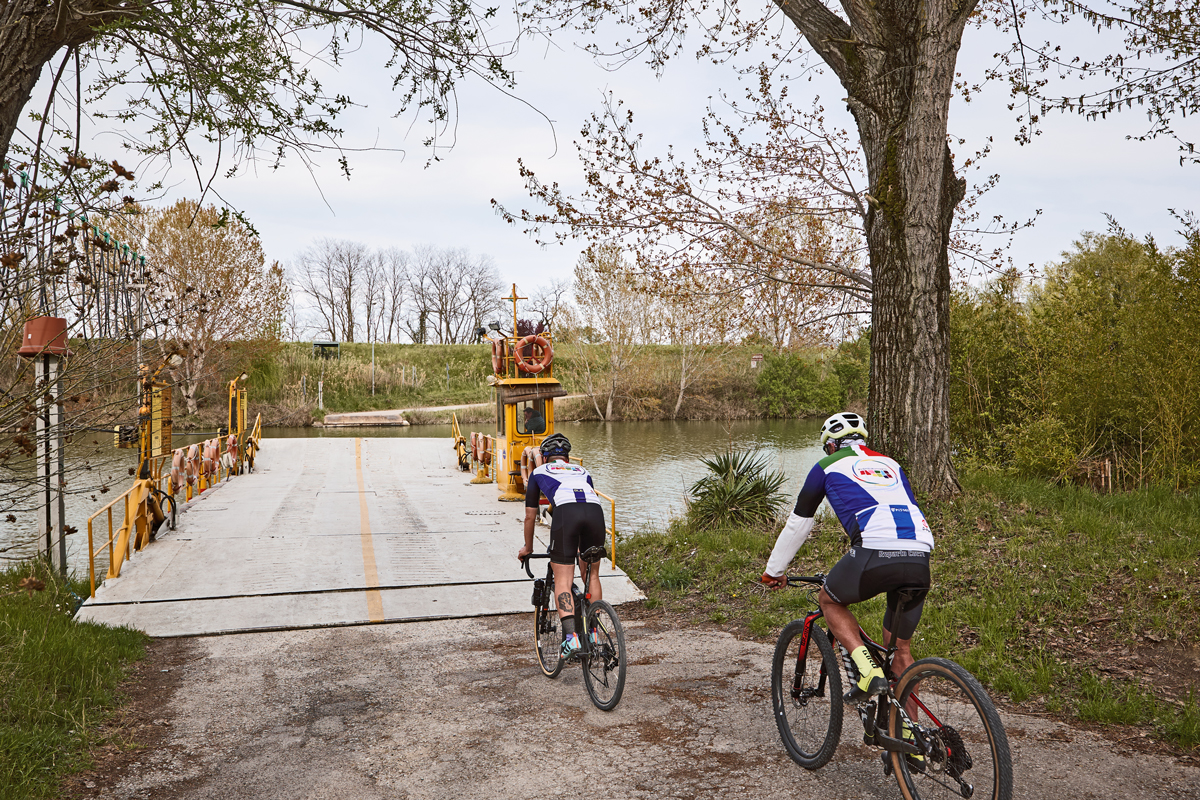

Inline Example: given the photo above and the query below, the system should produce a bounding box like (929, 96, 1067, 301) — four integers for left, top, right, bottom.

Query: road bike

(771, 574, 1012, 800)
(522, 546, 627, 711)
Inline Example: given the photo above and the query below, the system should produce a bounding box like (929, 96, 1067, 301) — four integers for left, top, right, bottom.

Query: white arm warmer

(765, 513, 816, 577)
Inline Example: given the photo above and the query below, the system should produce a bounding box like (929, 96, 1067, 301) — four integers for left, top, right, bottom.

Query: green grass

(0, 561, 147, 799)
(621, 469, 1200, 749)
(246, 342, 496, 414)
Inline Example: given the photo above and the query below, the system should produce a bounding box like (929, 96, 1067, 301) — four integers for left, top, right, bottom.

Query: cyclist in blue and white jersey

(762, 412, 934, 698)
(517, 433, 606, 661)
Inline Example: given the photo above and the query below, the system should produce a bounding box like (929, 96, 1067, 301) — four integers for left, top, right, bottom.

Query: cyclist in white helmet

(762, 412, 934, 699)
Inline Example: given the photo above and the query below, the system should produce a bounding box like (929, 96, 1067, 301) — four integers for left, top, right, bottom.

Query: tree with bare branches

(293, 239, 371, 343)
(573, 245, 657, 421)
(112, 200, 288, 414)
(506, 0, 1200, 494)
(0, 0, 518, 187)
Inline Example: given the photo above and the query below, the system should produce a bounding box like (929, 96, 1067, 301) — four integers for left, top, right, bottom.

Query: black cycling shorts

(823, 547, 931, 640)
(548, 502, 606, 565)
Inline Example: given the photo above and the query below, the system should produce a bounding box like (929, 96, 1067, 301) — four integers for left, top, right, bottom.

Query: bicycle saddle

(895, 585, 930, 604)
(580, 545, 606, 564)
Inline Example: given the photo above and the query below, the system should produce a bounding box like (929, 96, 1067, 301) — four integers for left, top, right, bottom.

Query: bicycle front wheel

(582, 600, 626, 711)
(889, 657, 1012, 800)
(771, 619, 843, 769)
(534, 576, 563, 678)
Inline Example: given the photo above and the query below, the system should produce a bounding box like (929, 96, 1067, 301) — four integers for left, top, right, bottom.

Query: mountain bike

(771, 574, 1012, 800)
(522, 547, 627, 711)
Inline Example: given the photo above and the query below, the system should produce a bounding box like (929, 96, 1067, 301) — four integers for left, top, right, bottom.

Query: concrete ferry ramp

(77, 437, 643, 637)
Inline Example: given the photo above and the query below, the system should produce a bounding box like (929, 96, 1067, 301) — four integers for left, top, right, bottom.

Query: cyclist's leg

(819, 549, 870, 653)
(551, 562, 576, 620)
(547, 516, 577, 620)
(880, 553, 930, 674)
(574, 503, 606, 604)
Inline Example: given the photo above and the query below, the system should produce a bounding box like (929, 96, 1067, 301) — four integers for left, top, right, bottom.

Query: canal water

(263, 418, 827, 533)
(0, 431, 222, 576)
(0, 420, 826, 575)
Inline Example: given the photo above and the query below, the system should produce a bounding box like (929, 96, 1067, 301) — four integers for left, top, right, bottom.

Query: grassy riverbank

(181, 340, 864, 428)
(0, 563, 147, 799)
(621, 470, 1200, 749)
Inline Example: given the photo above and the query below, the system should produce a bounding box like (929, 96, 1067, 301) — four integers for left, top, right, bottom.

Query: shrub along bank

(950, 223, 1200, 490)
(621, 469, 1200, 749)
(0, 563, 147, 799)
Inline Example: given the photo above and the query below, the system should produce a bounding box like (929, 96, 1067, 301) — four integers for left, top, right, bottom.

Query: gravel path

(96, 615, 1199, 800)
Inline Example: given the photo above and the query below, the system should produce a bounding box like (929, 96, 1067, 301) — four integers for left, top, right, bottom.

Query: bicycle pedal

(881, 751, 893, 778)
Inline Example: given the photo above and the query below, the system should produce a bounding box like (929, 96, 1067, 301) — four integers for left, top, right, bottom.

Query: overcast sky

(135, 12, 1196, 297)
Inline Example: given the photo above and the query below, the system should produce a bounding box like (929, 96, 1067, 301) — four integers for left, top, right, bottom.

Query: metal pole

(35, 353, 66, 575)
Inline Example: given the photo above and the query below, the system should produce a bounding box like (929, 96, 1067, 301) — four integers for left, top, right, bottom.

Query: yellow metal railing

(595, 490, 618, 568)
(86, 479, 153, 597)
(85, 372, 259, 598)
(86, 443, 235, 597)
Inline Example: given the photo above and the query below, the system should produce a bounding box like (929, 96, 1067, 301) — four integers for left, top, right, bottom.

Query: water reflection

(264, 419, 826, 531)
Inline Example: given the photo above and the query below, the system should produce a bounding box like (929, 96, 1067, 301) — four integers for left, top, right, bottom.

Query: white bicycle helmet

(819, 412, 868, 446)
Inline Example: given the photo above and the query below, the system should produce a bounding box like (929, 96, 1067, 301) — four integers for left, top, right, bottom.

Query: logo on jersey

(852, 458, 898, 488)
(545, 462, 584, 474)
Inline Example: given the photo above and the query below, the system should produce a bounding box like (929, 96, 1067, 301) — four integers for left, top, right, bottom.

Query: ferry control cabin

(483, 321, 566, 502)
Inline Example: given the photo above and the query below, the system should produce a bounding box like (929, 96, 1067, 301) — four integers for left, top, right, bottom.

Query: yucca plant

(687, 449, 788, 529)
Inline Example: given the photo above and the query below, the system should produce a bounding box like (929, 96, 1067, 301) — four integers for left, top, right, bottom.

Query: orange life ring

(515, 335, 553, 374)
(491, 339, 507, 373)
(471, 432, 482, 463)
(482, 436, 492, 466)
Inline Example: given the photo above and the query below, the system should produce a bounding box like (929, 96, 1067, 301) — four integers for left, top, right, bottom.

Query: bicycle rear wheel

(889, 657, 1012, 800)
(771, 619, 843, 769)
(582, 600, 626, 711)
(534, 575, 563, 678)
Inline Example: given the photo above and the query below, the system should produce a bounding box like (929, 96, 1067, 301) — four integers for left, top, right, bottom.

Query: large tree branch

(772, 0, 853, 82)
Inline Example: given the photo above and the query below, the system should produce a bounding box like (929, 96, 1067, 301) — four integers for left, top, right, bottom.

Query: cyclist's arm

(764, 465, 826, 578)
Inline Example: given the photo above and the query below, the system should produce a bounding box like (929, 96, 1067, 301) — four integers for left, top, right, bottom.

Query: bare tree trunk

(673, 364, 688, 419)
(181, 345, 206, 415)
(0, 3, 104, 164)
(778, 0, 975, 496)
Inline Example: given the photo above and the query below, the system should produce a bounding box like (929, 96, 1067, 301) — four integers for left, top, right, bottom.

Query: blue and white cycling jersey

(525, 461, 601, 508)
(795, 442, 934, 551)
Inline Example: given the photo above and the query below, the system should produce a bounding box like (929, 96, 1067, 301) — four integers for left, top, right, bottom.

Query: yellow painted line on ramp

(356, 438, 385, 622)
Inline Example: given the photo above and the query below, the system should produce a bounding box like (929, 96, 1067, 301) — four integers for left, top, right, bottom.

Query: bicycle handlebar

(520, 553, 552, 578)
(786, 574, 825, 586)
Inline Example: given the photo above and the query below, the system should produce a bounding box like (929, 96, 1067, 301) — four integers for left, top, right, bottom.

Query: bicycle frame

(787, 584, 942, 752)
